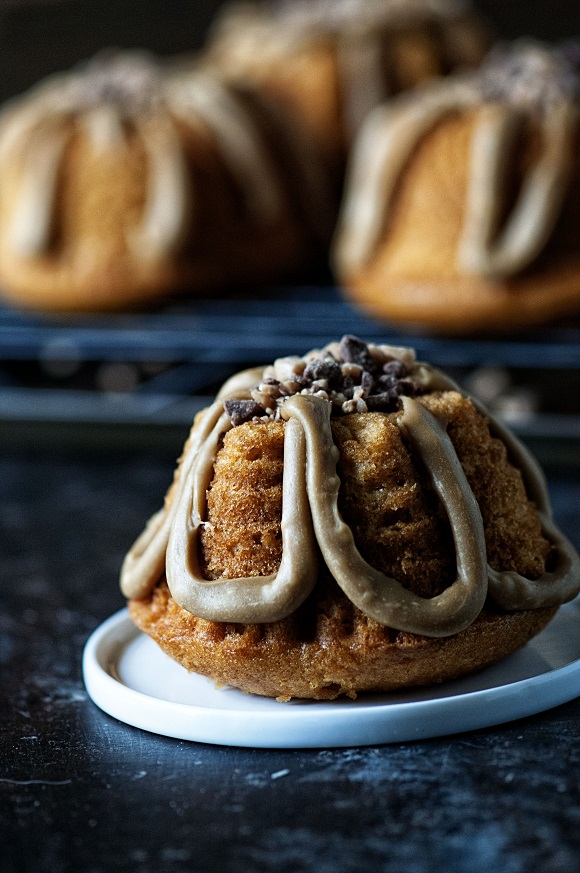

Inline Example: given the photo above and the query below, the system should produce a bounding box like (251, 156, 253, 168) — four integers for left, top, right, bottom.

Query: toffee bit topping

(303, 358, 343, 390)
(224, 399, 266, 427)
(479, 41, 580, 110)
(383, 359, 407, 379)
(225, 336, 421, 427)
(339, 334, 377, 373)
(65, 51, 162, 116)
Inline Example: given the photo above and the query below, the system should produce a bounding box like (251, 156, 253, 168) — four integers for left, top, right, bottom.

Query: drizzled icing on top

(0, 52, 317, 262)
(334, 41, 580, 280)
(120, 337, 580, 637)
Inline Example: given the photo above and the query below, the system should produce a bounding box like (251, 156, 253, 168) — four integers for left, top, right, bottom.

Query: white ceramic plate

(82, 599, 580, 748)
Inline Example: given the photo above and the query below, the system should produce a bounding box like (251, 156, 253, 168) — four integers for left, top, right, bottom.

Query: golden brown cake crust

(129, 390, 556, 700)
(199, 392, 550, 588)
(129, 580, 556, 700)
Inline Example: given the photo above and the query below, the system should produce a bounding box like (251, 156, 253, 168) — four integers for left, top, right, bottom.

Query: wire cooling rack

(1, 286, 580, 448)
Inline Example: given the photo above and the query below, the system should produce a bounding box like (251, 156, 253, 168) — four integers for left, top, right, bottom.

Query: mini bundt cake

(204, 0, 490, 179)
(0, 51, 334, 312)
(121, 335, 580, 701)
(334, 41, 580, 334)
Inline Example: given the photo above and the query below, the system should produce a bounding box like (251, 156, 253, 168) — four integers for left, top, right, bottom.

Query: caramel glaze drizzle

(120, 367, 264, 600)
(166, 412, 318, 623)
(120, 349, 580, 637)
(334, 46, 579, 281)
(416, 364, 580, 611)
(0, 56, 308, 263)
(280, 393, 488, 636)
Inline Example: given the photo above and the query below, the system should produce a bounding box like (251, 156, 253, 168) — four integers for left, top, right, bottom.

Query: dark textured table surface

(2, 436, 580, 873)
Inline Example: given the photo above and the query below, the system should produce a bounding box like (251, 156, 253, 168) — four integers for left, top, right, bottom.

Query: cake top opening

(67, 52, 162, 114)
(479, 40, 580, 110)
(271, 0, 471, 31)
(224, 335, 421, 427)
(209, 0, 480, 60)
(21, 51, 166, 119)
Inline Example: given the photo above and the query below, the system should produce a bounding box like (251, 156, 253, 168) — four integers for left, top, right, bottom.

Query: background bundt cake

(0, 51, 334, 312)
(334, 40, 580, 334)
(121, 337, 580, 701)
(203, 0, 491, 182)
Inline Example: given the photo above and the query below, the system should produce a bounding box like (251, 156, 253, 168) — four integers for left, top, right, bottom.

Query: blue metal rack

(1, 286, 580, 433)
(2, 285, 580, 366)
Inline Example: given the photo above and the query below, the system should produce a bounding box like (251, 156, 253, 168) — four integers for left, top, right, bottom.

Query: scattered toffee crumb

(224, 336, 421, 427)
(224, 399, 266, 427)
(303, 358, 343, 390)
(339, 335, 377, 373)
(480, 41, 580, 109)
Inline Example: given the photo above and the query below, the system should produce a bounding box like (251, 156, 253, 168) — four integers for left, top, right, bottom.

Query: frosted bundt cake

(334, 41, 580, 333)
(204, 0, 490, 178)
(121, 335, 580, 701)
(0, 52, 334, 312)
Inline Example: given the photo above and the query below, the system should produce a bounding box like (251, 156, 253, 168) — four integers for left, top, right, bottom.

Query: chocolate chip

(383, 360, 407, 379)
(224, 399, 265, 427)
(303, 359, 343, 389)
(339, 335, 376, 372)
(360, 370, 375, 396)
(366, 393, 398, 411)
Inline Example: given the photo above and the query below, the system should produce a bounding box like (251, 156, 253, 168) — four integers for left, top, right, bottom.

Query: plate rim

(82, 606, 580, 748)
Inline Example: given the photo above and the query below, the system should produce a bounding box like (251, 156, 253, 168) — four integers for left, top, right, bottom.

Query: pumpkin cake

(0, 51, 334, 312)
(121, 336, 580, 700)
(334, 41, 580, 333)
(204, 0, 491, 179)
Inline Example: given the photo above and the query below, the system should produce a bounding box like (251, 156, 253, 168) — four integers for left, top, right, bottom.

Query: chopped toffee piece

(224, 335, 421, 426)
